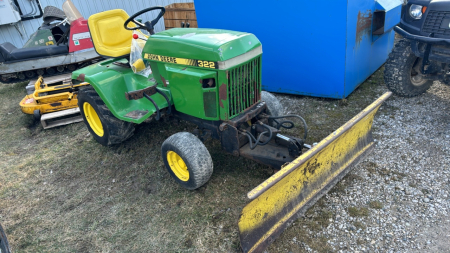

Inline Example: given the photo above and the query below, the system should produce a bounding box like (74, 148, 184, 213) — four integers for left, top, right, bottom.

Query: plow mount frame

(238, 92, 392, 253)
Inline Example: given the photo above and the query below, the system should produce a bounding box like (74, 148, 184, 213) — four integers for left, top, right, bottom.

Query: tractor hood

(144, 28, 262, 62)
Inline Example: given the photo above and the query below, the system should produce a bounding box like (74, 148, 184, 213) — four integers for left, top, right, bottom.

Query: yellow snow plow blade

(238, 92, 392, 253)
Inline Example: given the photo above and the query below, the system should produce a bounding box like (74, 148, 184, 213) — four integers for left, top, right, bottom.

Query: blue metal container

(194, 0, 402, 98)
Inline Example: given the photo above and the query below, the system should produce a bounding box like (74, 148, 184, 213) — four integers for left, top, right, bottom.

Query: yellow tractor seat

(88, 9, 136, 58)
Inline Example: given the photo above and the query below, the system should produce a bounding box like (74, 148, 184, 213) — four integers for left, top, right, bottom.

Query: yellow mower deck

(20, 76, 89, 128)
(238, 92, 392, 253)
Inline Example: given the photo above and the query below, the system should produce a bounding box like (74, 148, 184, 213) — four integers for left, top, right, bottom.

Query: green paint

(23, 29, 55, 48)
(166, 65, 218, 120)
(72, 58, 170, 124)
(73, 28, 263, 123)
(144, 28, 261, 62)
(203, 91, 217, 118)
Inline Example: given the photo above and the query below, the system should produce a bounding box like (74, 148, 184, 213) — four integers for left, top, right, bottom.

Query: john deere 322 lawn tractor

(71, 6, 391, 252)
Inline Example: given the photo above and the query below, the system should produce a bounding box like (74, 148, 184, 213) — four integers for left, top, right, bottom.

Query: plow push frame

(238, 92, 392, 252)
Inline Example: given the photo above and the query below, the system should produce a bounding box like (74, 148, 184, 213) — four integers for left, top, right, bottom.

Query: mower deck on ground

(20, 75, 87, 129)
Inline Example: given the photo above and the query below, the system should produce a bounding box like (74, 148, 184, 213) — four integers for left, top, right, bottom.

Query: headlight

(410, 4, 423, 19)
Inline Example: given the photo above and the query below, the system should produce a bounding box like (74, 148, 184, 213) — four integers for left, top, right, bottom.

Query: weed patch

(354, 221, 366, 230)
(368, 201, 384, 209)
(348, 207, 370, 217)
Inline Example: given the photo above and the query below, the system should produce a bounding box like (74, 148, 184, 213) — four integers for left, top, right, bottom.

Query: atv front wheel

(161, 132, 213, 190)
(384, 39, 433, 97)
(78, 86, 135, 146)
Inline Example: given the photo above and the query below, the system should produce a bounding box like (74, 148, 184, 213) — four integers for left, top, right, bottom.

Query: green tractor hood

(144, 28, 262, 62)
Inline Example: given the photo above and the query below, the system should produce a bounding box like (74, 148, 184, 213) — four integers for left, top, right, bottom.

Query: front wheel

(261, 91, 283, 127)
(384, 39, 433, 97)
(161, 132, 213, 190)
(78, 86, 135, 146)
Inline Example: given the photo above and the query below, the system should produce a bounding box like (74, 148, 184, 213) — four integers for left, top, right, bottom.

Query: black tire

(261, 91, 283, 116)
(1, 76, 10, 83)
(0, 223, 11, 253)
(46, 68, 56, 75)
(261, 91, 283, 127)
(18, 72, 26, 80)
(161, 132, 213, 190)
(33, 109, 41, 121)
(25, 71, 35, 78)
(67, 64, 77, 71)
(78, 86, 135, 146)
(384, 39, 433, 97)
(36, 69, 45, 76)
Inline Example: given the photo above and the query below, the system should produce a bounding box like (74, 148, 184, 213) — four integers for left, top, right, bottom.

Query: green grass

(348, 207, 370, 217)
(368, 201, 384, 210)
(354, 221, 367, 230)
(0, 67, 389, 252)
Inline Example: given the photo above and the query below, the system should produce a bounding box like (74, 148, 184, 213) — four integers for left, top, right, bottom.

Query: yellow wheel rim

(83, 102, 104, 137)
(167, 151, 189, 181)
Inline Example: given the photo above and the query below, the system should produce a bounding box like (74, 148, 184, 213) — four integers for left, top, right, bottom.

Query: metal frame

(172, 100, 307, 169)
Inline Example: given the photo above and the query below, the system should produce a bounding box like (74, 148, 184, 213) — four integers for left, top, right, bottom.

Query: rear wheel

(78, 86, 135, 146)
(384, 39, 433, 97)
(161, 132, 213, 190)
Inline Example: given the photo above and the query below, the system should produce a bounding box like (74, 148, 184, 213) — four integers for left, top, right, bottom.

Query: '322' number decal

(198, 60, 216, 69)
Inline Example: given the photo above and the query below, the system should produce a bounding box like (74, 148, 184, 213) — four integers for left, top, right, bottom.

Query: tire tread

(384, 39, 433, 97)
(78, 86, 134, 146)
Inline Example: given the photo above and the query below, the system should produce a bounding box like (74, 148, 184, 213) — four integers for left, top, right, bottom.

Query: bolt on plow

(238, 92, 392, 252)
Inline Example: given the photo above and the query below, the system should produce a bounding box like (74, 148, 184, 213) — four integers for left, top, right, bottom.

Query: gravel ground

(276, 81, 450, 253)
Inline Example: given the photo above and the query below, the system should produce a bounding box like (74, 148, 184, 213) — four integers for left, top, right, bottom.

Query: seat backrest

(88, 9, 135, 58)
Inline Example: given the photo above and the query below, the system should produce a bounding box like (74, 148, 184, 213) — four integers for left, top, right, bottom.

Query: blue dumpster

(194, 0, 402, 98)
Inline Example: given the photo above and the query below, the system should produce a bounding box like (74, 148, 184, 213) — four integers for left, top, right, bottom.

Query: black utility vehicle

(384, 0, 450, 97)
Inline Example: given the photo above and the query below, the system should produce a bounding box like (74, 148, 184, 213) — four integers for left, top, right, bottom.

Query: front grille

(227, 57, 261, 118)
(423, 11, 450, 36)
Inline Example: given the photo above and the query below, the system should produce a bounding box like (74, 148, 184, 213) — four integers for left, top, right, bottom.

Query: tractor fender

(72, 59, 171, 124)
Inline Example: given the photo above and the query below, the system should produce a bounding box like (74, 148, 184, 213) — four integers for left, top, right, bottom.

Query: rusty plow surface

(238, 92, 392, 253)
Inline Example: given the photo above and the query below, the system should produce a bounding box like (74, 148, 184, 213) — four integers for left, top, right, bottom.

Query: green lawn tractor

(72, 7, 391, 253)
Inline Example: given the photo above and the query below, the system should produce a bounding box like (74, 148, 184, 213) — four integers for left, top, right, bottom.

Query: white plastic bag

(130, 31, 152, 77)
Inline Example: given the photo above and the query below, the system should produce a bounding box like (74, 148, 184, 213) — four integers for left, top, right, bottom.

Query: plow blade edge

(238, 92, 392, 253)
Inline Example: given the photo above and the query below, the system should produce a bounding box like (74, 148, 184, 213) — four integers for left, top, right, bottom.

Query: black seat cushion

(0, 42, 16, 61)
(0, 42, 69, 63)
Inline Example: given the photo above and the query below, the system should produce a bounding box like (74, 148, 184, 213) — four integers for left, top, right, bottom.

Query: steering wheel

(124, 6, 166, 35)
